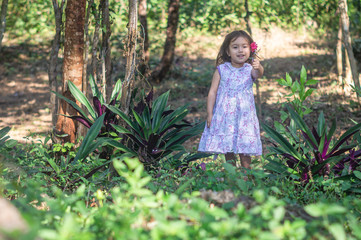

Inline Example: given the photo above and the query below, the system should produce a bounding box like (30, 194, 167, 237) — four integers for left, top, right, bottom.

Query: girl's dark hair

(216, 30, 254, 66)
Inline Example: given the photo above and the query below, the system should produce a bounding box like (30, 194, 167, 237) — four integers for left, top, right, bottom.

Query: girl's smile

(227, 37, 251, 68)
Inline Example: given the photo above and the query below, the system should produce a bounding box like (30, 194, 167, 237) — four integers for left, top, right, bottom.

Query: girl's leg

(225, 152, 237, 166)
(239, 154, 251, 169)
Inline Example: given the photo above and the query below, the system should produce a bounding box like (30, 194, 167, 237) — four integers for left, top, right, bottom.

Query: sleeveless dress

(198, 62, 262, 156)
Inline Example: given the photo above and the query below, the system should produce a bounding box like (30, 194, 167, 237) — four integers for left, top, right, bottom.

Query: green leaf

(0, 127, 10, 139)
(110, 79, 122, 102)
(329, 224, 346, 240)
(52, 91, 93, 124)
(74, 114, 105, 162)
(262, 123, 301, 159)
(104, 139, 137, 156)
(67, 81, 97, 120)
(327, 119, 336, 141)
(151, 91, 170, 131)
(107, 105, 139, 134)
(300, 65, 307, 86)
(317, 112, 325, 136)
(89, 74, 104, 104)
(286, 73, 292, 86)
(286, 105, 317, 147)
(291, 81, 300, 93)
(353, 171, 361, 180)
(276, 78, 288, 86)
(306, 79, 318, 85)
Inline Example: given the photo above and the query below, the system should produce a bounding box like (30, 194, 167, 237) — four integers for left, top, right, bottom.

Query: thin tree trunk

(83, 0, 93, 97)
(121, 0, 138, 115)
(0, 0, 9, 52)
(139, 0, 149, 74)
(55, 0, 86, 143)
(150, 0, 180, 83)
(339, 0, 360, 91)
(244, 0, 252, 36)
(49, 0, 66, 127)
(245, 0, 261, 116)
(79, 0, 93, 138)
(336, 17, 343, 86)
(91, 3, 101, 84)
(101, 0, 112, 101)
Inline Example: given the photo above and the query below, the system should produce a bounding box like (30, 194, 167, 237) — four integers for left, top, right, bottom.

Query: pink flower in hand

(250, 42, 258, 53)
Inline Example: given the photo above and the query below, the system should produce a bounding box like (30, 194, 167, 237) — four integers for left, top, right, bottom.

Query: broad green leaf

(329, 224, 346, 240)
(327, 119, 336, 141)
(262, 123, 301, 159)
(353, 171, 361, 180)
(286, 73, 292, 86)
(300, 65, 307, 86)
(291, 80, 300, 94)
(74, 114, 105, 162)
(317, 112, 325, 136)
(110, 79, 122, 102)
(286, 105, 317, 147)
(52, 91, 93, 124)
(151, 91, 170, 131)
(330, 122, 361, 154)
(68, 81, 97, 120)
(104, 139, 137, 156)
(89, 74, 104, 104)
(107, 105, 139, 133)
(301, 88, 314, 101)
(0, 127, 10, 139)
(276, 78, 288, 86)
(306, 79, 318, 85)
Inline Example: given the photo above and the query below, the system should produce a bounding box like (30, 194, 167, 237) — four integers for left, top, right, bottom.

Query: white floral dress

(198, 62, 262, 155)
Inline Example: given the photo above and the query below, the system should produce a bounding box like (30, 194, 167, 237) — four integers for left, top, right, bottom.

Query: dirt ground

(1, 27, 361, 150)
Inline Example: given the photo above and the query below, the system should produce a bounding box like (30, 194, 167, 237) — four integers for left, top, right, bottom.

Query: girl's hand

(207, 114, 213, 128)
(252, 58, 261, 70)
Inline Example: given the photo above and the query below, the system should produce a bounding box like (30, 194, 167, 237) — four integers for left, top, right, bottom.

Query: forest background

(1, 0, 361, 239)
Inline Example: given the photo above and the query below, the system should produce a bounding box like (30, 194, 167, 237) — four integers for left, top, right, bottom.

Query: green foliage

(263, 105, 361, 190)
(276, 66, 318, 119)
(106, 90, 207, 171)
(2, 157, 360, 239)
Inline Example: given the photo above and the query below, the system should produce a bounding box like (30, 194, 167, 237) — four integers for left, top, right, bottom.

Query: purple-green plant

(263, 105, 361, 186)
(106, 90, 206, 171)
(52, 75, 122, 135)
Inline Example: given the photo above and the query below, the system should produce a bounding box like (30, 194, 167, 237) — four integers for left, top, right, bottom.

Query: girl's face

(227, 37, 251, 67)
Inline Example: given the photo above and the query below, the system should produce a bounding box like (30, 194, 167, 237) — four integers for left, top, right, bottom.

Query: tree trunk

(339, 0, 360, 91)
(55, 0, 86, 143)
(150, 0, 180, 83)
(139, 0, 149, 74)
(83, 0, 94, 97)
(244, 0, 261, 117)
(121, 0, 138, 115)
(91, 3, 101, 84)
(336, 17, 343, 86)
(101, 0, 112, 101)
(49, 0, 66, 127)
(244, 0, 252, 36)
(0, 0, 9, 52)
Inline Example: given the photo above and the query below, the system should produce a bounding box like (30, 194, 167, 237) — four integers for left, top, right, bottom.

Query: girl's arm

(251, 58, 264, 80)
(206, 69, 221, 128)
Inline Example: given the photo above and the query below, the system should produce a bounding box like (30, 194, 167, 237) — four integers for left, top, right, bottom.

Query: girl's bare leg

(225, 152, 237, 166)
(239, 154, 251, 169)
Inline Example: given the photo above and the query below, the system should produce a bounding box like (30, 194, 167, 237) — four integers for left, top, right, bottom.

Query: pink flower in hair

(250, 42, 258, 53)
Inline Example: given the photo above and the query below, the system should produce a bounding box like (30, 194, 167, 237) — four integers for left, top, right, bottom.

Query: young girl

(198, 30, 263, 169)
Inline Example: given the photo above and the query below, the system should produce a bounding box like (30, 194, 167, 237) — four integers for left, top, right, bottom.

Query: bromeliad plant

(53, 75, 122, 135)
(106, 90, 207, 171)
(263, 105, 361, 186)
